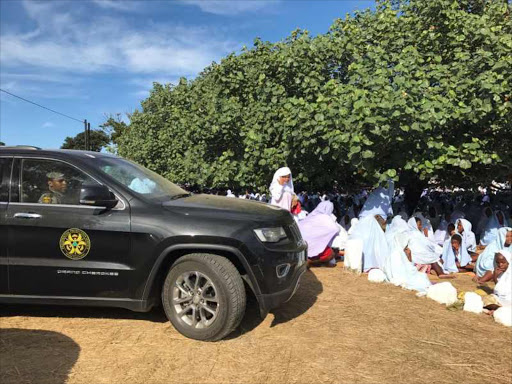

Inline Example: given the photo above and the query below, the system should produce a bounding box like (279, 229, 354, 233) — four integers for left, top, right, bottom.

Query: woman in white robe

(382, 232, 431, 293)
(269, 167, 293, 211)
(348, 215, 389, 272)
(493, 249, 511, 307)
(456, 218, 477, 254)
(359, 180, 394, 220)
(475, 227, 512, 283)
(480, 210, 509, 246)
(407, 217, 451, 278)
(441, 234, 471, 273)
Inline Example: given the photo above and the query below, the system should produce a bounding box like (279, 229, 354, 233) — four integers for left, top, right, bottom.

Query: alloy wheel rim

(172, 271, 219, 329)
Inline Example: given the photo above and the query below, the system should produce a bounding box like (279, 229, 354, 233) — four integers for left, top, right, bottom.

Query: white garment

(382, 232, 431, 293)
(456, 219, 477, 253)
(269, 167, 294, 211)
(494, 249, 512, 306)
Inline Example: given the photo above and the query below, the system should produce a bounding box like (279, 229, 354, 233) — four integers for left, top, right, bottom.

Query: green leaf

(362, 150, 374, 159)
(459, 160, 472, 169)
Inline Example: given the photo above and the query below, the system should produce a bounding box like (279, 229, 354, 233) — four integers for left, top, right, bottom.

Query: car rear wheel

(162, 253, 246, 341)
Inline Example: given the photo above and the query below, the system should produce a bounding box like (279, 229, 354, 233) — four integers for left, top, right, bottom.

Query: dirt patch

(1, 267, 511, 384)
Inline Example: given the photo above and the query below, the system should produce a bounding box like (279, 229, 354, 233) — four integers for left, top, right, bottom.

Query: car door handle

(13, 213, 43, 220)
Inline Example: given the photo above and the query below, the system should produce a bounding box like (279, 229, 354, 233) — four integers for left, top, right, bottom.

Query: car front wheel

(162, 253, 246, 341)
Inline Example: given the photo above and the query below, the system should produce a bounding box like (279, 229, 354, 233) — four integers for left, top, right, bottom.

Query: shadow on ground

(225, 270, 323, 338)
(0, 328, 80, 384)
(270, 270, 323, 327)
(0, 304, 168, 323)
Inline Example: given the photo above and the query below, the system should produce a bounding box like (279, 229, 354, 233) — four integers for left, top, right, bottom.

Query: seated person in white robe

(474, 227, 512, 284)
(407, 221, 453, 278)
(482, 249, 511, 311)
(383, 232, 431, 293)
(480, 210, 509, 246)
(456, 218, 477, 259)
(441, 234, 471, 273)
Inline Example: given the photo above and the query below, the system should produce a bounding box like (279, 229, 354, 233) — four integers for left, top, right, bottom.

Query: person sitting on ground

(480, 210, 509, 246)
(406, 223, 454, 278)
(483, 249, 511, 311)
(348, 213, 390, 272)
(38, 172, 68, 204)
(456, 218, 477, 259)
(434, 213, 453, 246)
(474, 227, 512, 284)
(269, 167, 293, 211)
(298, 201, 340, 268)
(441, 234, 471, 274)
(383, 233, 432, 293)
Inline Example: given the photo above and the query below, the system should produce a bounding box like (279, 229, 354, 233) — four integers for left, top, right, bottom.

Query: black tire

(162, 253, 246, 341)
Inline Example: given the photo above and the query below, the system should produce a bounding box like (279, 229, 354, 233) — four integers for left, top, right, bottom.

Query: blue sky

(0, 0, 374, 148)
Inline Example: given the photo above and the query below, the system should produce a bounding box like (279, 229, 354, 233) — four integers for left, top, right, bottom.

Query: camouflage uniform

(38, 172, 66, 204)
(38, 191, 64, 204)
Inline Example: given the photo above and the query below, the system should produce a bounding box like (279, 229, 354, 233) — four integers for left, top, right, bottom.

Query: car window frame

(0, 156, 13, 204)
(11, 156, 127, 210)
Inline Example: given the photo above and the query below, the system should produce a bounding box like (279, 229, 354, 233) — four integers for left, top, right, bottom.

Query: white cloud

(179, 0, 279, 15)
(0, 1, 240, 75)
(92, 0, 140, 11)
(42, 122, 55, 128)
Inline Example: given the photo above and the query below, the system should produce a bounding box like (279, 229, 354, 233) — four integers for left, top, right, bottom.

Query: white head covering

(476, 227, 512, 277)
(494, 248, 511, 306)
(269, 167, 294, 211)
(359, 180, 394, 220)
(270, 167, 293, 193)
(481, 211, 509, 246)
(441, 234, 471, 273)
(382, 232, 431, 293)
(456, 218, 477, 253)
(407, 217, 421, 232)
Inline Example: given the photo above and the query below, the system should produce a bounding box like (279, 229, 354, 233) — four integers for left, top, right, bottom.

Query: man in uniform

(38, 172, 68, 204)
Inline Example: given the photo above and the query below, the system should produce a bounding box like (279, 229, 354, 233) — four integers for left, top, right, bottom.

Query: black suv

(0, 147, 307, 340)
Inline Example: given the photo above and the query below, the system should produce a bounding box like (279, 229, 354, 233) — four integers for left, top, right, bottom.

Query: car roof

(0, 146, 118, 159)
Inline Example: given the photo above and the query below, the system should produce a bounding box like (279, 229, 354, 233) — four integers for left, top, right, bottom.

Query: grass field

(1, 266, 511, 384)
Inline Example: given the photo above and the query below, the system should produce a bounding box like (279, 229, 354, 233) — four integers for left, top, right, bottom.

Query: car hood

(162, 194, 292, 223)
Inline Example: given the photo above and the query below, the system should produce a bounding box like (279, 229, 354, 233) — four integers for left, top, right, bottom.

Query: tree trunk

(401, 172, 427, 216)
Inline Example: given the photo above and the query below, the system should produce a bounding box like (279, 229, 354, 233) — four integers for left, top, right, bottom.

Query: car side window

(21, 159, 99, 205)
(0, 158, 12, 202)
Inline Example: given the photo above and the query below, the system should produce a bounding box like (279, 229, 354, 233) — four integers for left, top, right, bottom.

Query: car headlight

(253, 227, 287, 243)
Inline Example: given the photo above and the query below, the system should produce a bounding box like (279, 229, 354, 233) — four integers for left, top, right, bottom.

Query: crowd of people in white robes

(264, 167, 512, 326)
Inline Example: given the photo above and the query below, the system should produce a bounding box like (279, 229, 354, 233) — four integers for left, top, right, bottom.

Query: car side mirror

(80, 184, 118, 210)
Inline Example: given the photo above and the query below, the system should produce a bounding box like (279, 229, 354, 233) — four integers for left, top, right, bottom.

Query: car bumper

(256, 262, 307, 317)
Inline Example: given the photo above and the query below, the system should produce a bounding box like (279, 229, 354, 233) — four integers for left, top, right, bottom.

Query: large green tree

(115, 0, 512, 197)
(61, 130, 111, 152)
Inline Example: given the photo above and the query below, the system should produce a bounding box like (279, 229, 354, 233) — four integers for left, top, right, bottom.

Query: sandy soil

(1, 266, 511, 384)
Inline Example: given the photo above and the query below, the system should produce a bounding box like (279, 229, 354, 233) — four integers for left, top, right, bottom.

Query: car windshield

(94, 156, 188, 202)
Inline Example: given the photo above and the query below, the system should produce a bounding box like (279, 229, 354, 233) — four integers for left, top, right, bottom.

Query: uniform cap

(47, 172, 65, 180)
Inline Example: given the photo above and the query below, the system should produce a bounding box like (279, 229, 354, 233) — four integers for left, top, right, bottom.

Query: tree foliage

(61, 130, 111, 152)
(116, 0, 512, 192)
(100, 113, 130, 153)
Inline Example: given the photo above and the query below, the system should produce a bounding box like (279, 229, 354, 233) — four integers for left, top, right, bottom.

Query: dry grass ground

(1, 266, 511, 384)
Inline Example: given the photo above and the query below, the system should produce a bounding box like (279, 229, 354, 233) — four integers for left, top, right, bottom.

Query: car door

(0, 156, 13, 294)
(6, 156, 133, 299)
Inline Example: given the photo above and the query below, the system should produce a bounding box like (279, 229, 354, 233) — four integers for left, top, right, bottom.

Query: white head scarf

(494, 248, 511, 306)
(456, 218, 477, 252)
(270, 167, 293, 193)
